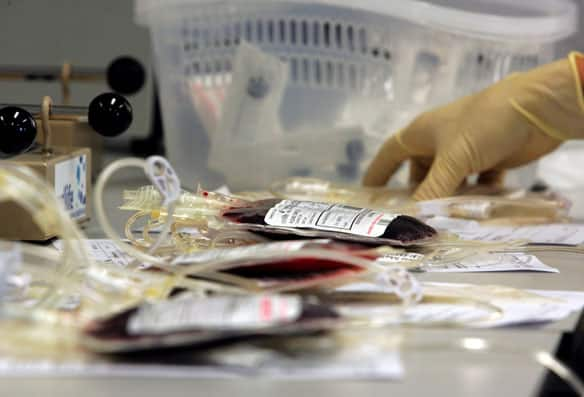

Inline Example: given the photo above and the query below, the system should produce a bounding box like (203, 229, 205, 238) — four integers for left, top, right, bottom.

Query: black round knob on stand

(106, 56, 146, 96)
(0, 107, 37, 156)
(88, 93, 133, 137)
(0, 92, 133, 156)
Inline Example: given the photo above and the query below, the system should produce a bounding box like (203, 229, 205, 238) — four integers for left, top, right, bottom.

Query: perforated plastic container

(136, 0, 578, 190)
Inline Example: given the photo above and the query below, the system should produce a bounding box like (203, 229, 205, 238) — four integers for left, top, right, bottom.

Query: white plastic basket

(136, 0, 578, 190)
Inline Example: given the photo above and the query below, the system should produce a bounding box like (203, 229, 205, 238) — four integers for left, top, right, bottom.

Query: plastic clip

(375, 267, 423, 305)
(144, 156, 181, 207)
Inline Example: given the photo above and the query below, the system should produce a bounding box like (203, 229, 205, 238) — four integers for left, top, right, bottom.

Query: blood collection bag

(82, 293, 339, 354)
(221, 199, 437, 246)
(172, 239, 384, 293)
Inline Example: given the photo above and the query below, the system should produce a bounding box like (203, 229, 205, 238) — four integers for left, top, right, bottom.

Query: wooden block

(36, 118, 103, 177)
(0, 201, 53, 241)
(0, 147, 91, 241)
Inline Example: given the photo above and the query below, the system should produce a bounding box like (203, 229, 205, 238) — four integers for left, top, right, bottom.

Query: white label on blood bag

(127, 295, 302, 335)
(264, 200, 397, 237)
(377, 252, 424, 264)
(54, 154, 87, 219)
(172, 240, 329, 266)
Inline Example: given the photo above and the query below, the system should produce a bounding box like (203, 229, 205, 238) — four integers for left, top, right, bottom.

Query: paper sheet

(427, 217, 584, 245)
(0, 348, 403, 380)
(527, 289, 584, 311)
(0, 360, 240, 379)
(209, 345, 403, 380)
(52, 239, 132, 267)
(419, 253, 558, 273)
(335, 282, 584, 328)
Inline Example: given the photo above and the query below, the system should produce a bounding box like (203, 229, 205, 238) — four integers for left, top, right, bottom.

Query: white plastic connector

(144, 156, 181, 207)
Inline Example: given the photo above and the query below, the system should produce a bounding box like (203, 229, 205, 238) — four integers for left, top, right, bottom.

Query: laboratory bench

(1, 173, 583, 396)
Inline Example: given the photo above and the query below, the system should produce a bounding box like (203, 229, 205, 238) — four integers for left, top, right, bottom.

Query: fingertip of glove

(568, 52, 584, 115)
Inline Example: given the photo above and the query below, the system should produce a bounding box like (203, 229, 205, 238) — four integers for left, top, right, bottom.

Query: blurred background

(0, 0, 582, 149)
(0, 0, 152, 149)
(2, 0, 584, 206)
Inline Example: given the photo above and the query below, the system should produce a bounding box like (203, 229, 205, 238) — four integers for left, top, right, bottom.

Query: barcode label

(265, 200, 398, 237)
(377, 218, 392, 227)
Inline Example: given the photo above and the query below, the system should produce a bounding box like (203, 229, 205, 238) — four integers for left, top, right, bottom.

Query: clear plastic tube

(269, 177, 409, 209)
(269, 177, 569, 223)
(94, 158, 175, 268)
(0, 165, 93, 312)
(413, 196, 569, 222)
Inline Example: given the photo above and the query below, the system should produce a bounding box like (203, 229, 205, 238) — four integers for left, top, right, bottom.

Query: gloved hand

(363, 52, 584, 201)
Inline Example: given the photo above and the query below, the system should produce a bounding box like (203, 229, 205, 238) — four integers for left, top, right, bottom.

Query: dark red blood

(224, 257, 362, 278)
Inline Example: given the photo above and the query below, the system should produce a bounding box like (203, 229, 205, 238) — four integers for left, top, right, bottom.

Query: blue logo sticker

(61, 184, 74, 211)
(75, 156, 86, 206)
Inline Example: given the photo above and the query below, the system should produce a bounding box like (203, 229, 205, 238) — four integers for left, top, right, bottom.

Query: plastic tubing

(94, 158, 175, 267)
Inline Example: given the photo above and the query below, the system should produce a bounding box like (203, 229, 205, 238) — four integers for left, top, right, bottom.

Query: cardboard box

(0, 146, 91, 240)
(36, 118, 102, 176)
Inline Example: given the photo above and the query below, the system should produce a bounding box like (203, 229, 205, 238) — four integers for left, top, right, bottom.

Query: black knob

(106, 56, 146, 96)
(0, 107, 37, 156)
(88, 93, 133, 137)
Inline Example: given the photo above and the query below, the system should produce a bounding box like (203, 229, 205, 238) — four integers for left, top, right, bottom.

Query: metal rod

(0, 66, 104, 82)
(0, 103, 88, 117)
(0, 57, 145, 96)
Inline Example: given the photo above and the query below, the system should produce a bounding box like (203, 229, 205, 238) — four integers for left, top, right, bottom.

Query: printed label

(419, 253, 558, 273)
(53, 239, 132, 268)
(264, 200, 397, 238)
(54, 155, 87, 219)
(172, 240, 326, 266)
(377, 252, 424, 264)
(127, 295, 302, 335)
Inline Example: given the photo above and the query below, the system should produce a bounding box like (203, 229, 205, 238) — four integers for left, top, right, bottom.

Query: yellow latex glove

(363, 52, 584, 201)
